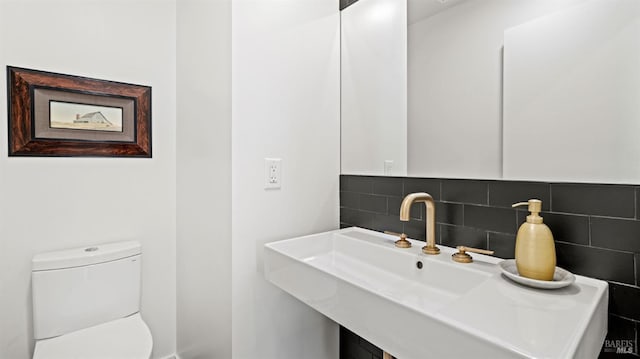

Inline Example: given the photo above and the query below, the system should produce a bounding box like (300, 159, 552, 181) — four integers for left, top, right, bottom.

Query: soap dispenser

(512, 199, 556, 281)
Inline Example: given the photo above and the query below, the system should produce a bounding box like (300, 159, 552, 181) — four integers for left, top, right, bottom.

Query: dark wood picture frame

(7, 66, 151, 157)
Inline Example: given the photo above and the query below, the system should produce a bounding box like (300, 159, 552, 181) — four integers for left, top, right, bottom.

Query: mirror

(341, 0, 407, 176)
(341, 0, 640, 183)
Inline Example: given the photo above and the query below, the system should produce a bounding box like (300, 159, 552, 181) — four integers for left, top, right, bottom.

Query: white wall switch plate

(264, 158, 282, 189)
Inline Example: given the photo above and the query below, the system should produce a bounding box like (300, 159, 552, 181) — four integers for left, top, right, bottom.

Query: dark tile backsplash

(464, 205, 517, 233)
(610, 283, 640, 322)
(487, 232, 516, 259)
(372, 177, 403, 197)
(555, 243, 635, 285)
(403, 177, 440, 199)
(551, 183, 636, 218)
(637, 253, 640, 286)
(440, 224, 486, 249)
(591, 217, 640, 253)
(488, 181, 551, 210)
(340, 327, 383, 359)
(540, 212, 590, 245)
(340, 175, 640, 358)
(339, 0, 359, 11)
(435, 202, 463, 225)
(441, 179, 488, 205)
(358, 194, 387, 214)
(604, 315, 638, 356)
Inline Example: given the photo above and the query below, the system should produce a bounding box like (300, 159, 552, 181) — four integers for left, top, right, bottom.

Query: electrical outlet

(264, 158, 282, 189)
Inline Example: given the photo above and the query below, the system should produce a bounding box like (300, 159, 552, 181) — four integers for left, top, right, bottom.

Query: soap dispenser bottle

(512, 199, 556, 281)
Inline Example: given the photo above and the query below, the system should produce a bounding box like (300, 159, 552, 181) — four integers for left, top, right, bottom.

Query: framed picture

(7, 66, 151, 157)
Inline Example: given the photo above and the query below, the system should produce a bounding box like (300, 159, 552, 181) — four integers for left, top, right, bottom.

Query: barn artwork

(49, 101, 123, 132)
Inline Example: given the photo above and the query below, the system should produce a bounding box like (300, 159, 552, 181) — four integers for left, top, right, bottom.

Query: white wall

(0, 1, 177, 358)
(341, 0, 407, 176)
(176, 0, 232, 357)
(231, 0, 341, 358)
(407, 0, 586, 179)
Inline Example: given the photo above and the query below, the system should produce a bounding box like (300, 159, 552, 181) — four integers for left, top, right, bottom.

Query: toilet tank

(32, 241, 142, 340)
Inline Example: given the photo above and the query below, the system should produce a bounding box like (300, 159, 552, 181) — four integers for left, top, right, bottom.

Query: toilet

(31, 241, 153, 359)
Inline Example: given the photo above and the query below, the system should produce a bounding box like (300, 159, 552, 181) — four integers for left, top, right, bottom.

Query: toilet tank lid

(33, 241, 141, 271)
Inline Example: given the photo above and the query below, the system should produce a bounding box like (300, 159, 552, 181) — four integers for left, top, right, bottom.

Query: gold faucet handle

(452, 246, 495, 263)
(384, 231, 412, 248)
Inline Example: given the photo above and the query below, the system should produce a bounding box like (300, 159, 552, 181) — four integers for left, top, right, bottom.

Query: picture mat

(33, 88, 135, 142)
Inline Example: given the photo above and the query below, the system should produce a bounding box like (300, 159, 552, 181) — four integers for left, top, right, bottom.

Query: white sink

(264, 227, 608, 359)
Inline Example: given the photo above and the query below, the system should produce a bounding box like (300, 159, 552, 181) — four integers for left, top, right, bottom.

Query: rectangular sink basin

(264, 227, 608, 359)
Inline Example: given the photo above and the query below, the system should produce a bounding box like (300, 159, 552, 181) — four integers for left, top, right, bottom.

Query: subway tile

(488, 232, 516, 259)
(464, 205, 517, 234)
(543, 212, 590, 245)
(515, 211, 590, 245)
(436, 202, 463, 225)
(442, 179, 488, 205)
(387, 197, 402, 218)
(591, 217, 640, 253)
(340, 191, 359, 209)
(343, 334, 373, 359)
(340, 327, 359, 359)
(341, 327, 359, 346)
(440, 224, 486, 249)
(372, 177, 403, 197)
(602, 315, 637, 356)
(341, 208, 374, 230)
(341, 326, 376, 359)
(609, 283, 640, 321)
(341, 175, 374, 194)
(387, 196, 401, 216)
(371, 214, 404, 235)
(340, 208, 358, 225)
(358, 337, 383, 357)
(637, 188, 640, 220)
(555, 243, 635, 285)
(403, 177, 440, 199)
(636, 254, 639, 287)
(489, 181, 550, 209)
(551, 183, 635, 218)
(340, 0, 359, 11)
(353, 347, 373, 359)
(408, 202, 424, 220)
(359, 194, 387, 214)
(403, 219, 426, 241)
(388, 196, 421, 219)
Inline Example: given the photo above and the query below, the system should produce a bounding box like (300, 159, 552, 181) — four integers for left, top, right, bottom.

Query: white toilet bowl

(33, 313, 152, 359)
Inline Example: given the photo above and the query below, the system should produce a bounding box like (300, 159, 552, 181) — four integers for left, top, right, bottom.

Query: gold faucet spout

(399, 192, 440, 255)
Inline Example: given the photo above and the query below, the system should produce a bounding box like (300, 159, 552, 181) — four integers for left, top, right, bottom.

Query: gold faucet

(399, 192, 440, 255)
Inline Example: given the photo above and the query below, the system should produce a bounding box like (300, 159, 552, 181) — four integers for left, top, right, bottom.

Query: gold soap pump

(512, 199, 556, 281)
